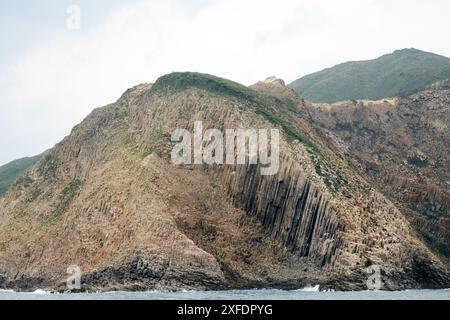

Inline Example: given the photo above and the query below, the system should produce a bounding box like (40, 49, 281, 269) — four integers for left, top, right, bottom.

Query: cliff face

(304, 81, 450, 266)
(0, 73, 448, 292)
(223, 160, 343, 268)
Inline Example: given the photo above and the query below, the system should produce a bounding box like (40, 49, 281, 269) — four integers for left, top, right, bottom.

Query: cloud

(1, 0, 450, 165)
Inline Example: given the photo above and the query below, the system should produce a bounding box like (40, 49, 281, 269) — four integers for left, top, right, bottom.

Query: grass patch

(407, 156, 428, 167)
(151, 72, 258, 102)
(122, 134, 140, 156)
(152, 71, 347, 195)
(42, 179, 81, 226)
(142, 129, 165, 158)
(290, 48, 450, 103)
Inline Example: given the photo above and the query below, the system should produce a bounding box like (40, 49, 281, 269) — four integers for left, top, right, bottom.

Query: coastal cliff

(0, 73, 448, 291)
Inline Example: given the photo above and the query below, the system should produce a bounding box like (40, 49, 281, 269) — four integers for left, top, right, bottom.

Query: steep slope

(303, 79, 450, 265)
(289, 49, 450, 103)
(0, 73, 448, 292)
(0, 155, 42, 197)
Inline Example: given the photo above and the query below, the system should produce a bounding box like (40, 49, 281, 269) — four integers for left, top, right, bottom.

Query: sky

(1, 0, 450, 166)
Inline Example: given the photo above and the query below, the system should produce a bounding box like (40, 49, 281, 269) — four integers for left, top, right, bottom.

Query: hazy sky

(1, 0, 450, 165)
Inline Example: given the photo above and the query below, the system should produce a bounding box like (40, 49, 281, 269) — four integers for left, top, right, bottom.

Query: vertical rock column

(220, 157, 343, 267)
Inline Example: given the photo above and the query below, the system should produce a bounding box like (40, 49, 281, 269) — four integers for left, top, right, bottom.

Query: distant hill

(0, 155, 42, 197)
(289, 48, 450, 103)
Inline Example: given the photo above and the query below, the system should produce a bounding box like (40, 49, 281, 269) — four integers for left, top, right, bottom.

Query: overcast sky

(1, 0, 450, 165)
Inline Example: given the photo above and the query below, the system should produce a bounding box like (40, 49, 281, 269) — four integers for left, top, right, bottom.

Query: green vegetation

(151, 72, 259, 102)
(420, 230, 449, 259)
(122, 134, 140, 156)
(154, 73, 283, 141)
(251, 100, 349, 193)
(142, 129, 165, 158)
(42, 179, 81, 226)
(153, 72, 318, 148)
(37, 154, 58, 178)
(252, 94, 349, 194)
(289, 48, 450, 103)
(152, 71, 348, 193)
(0, 155, 42, 197)
(123, 129, 167, 159)
(407, 156, 428, 167)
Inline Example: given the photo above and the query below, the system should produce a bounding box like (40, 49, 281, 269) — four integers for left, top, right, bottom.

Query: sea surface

(0, 286, 449, 300)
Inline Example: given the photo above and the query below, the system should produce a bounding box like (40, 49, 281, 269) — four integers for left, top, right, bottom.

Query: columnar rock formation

(223, 160, 342, 268)
(303, 82, 450, 265)
(0, 72, 448, 291)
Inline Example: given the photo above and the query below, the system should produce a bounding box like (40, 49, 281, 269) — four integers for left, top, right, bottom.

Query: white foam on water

(31, 289, 49, 294)
(0, 289, 15, 293)
(1, 288, 449, 300)
(298, 285, 320, 292)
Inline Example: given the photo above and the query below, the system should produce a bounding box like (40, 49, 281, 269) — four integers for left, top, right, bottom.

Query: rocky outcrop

(0, 72, 448, 292)
(222, 159, 342, 268)
(262, 76, 286, 87)
(427, 79, 450, 90)
(304, 81, 450, 265)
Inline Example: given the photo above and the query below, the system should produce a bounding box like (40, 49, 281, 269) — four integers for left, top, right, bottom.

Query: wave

(32, 289, 50, 294)
(0, 289, 52, 295)
(296, 285, 321, 292)
(0, 289, 15, 293)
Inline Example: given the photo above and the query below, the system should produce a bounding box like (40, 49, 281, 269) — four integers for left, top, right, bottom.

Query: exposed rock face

(428, 79, 450, 90)
(304, 82, 450, 266)
(263, 76, 286, 87)
(0, 72, 448, 292)
(223, 160, 342, 268)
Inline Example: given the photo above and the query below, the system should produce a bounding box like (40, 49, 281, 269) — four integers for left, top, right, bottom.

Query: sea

(0, 286, 449, 300)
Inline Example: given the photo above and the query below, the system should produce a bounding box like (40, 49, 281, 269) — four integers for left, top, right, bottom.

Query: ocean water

(0, 286, 449, 300)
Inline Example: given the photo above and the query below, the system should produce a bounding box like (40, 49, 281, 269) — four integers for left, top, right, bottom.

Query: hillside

(0, 155, 42, 197)
(289, 49, 450, 103)
(0, 73, 448, 292)
(304, 79, 450, 263)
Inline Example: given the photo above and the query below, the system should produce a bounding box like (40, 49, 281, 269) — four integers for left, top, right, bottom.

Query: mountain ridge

(289, 48, 450, 103)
